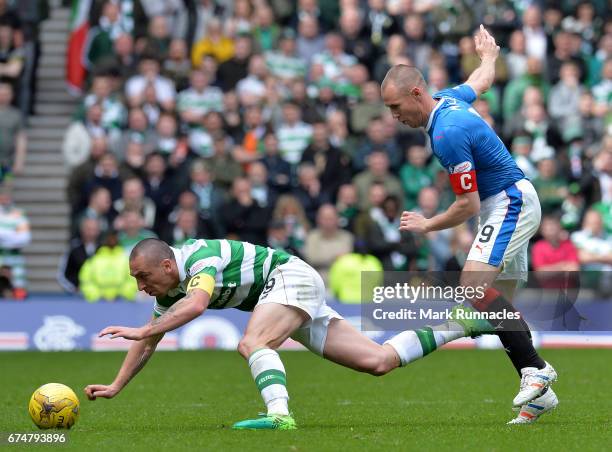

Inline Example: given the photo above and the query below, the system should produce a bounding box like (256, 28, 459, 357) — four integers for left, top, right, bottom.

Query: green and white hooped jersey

(153, 239, 291, 316)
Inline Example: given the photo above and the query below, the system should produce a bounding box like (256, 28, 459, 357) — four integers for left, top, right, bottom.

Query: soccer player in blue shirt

(381, 26, 558, 424)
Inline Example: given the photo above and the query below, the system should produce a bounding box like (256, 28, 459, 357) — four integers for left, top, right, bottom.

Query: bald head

(130, 238, 174, 264)
(381, 64, 434, 128)
(381, 64, 427, 92)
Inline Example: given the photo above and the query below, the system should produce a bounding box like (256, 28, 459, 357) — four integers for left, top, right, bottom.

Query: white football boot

(507, 388, 558, 424)
(513, 361, 558, 407)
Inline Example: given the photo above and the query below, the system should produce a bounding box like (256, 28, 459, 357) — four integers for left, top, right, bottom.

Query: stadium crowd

(0, 0, 49, 298)
(47, 0, 612, 301)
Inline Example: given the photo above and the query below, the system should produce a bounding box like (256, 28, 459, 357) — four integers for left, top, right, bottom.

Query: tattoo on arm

(150, 292, 194, 326)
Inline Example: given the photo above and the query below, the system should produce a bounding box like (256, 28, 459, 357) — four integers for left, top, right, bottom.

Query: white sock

(248, 348, 289, 416)
(385, 323, 467, 366)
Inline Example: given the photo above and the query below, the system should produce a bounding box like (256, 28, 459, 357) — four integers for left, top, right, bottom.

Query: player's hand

(474, 24, 500, 60)
(98, 326, 146, 341)
(84, 384, 119, 400)
(399, 211, 429, 234)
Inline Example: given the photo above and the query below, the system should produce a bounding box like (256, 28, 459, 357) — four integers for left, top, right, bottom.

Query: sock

(248, 348, 289, 416)
(385, 323, 465, 366)
(473, 289, 545, 375)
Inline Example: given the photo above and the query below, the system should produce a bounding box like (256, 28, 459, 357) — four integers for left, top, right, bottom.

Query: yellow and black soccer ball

(29, 383, 80, 429)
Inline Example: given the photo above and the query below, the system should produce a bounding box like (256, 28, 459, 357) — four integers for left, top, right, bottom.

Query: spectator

(0, 82, 26, 182)
(265, 28, 306, 81)
(58, 217, 101, 293)
(338, 7, 374, 70)
(502, 57, 549, 122)
(571, 209, 612, 272)
(187, 159, 224, 232)
(79, 230, 138, 302)
(112, 107, 156, 156)
(83, 152, 123, 204)
(224, 0, 253, 37)
(304, 204, 354, 283)
(267, 219, 302, 258)
(276, 101, 313, 165)
(85, 1, 127, 70)
(546, 29, 586, 85)
(260, 130, 292, 193)
(188, 111, 225, 158)
(548, 61, 585, 132)
(522, 5, 547, 61)
(361, 194, 415, 271)
(0, 186, 30, 299)
(416, 187, 453, 271)
(592, 58, 612, 114)
(350, 80, 385, 134)
(353, 117, 401, 172)
(163, 38, 191, 91)
(125, 55, 175, 111)
(532, 158, 569, 214)
(236, 54, 268, 107)
(221, 177, 268, 245)
(252, 4, 280, 52)
(335, 183, 360, 232)
(531, 215, 580, 289)
(177, 69, 224, 127)
(98, 33, 137, 80)
(272, 194, 310, 252)
(511, 135, 538, 180)
(402, 14, 432, 74)
(364, 0, 399, 48)
(118, 140, 146, 180)
(63, 103, 105, 169)
(116, 209, 157, 254)
(328, 250, 383, 303)
(352, 151, 404, 210)
(217, 34, 253, 91)
(0, 20, 24, 92)
(399, 144, 435, 210)
(66, 136, 110, 212)
(506, 29, 529, 80)
(161, 208, 202, 247)
(135, 15, 171, 60)
(231, 104, 266, 167)
(293, 163, 329, 225)
(191, 17, 235, 67)
(247, 161, 277, 209)
(373, 34, 408, 85)
(153, 112, 179, 155)
(75, 186, 114, 238)
(207, 133, 243, 191)
(295, 15, 325, 65)
(444, 225, 475, 272)
(142, 152, 175, 225)
(113, 177, 156, 230)
(78, 73, 126, 138)
(300, 121, 352, 201)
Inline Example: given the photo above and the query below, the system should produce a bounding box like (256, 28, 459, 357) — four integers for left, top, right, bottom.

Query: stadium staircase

(14, 5, 76, 293)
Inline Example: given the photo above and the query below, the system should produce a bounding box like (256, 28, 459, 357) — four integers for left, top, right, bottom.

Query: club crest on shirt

(449, 161, 473, 174)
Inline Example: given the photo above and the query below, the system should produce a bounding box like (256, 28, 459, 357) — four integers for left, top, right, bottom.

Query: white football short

(466, 178, 541, 281)
(256, 256, 343, 355)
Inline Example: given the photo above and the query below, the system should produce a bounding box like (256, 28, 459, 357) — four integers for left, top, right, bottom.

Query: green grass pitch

(2, 349, 611, 451)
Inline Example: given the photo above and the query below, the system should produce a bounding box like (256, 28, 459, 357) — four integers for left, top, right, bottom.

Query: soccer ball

(28, 383, 80, 429)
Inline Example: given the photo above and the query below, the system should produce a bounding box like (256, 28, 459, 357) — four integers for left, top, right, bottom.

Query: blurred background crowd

(0, 0, 610, 301)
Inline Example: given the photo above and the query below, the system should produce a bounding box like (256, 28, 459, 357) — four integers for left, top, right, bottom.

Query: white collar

(171, 246, 186, 281)
(425, 98, 445, 132)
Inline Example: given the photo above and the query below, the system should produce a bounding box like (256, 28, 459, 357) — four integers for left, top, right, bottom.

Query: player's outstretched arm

(84, 331, 164, 400)
(465, 25, 500, 97)
(400, 192, 480, 233)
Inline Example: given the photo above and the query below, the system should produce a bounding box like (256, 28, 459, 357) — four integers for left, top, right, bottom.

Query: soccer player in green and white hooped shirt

(85, 238, 491, 430)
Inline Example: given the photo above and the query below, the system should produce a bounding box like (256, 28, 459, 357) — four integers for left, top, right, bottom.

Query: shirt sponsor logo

(450, 161, 472, 174)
